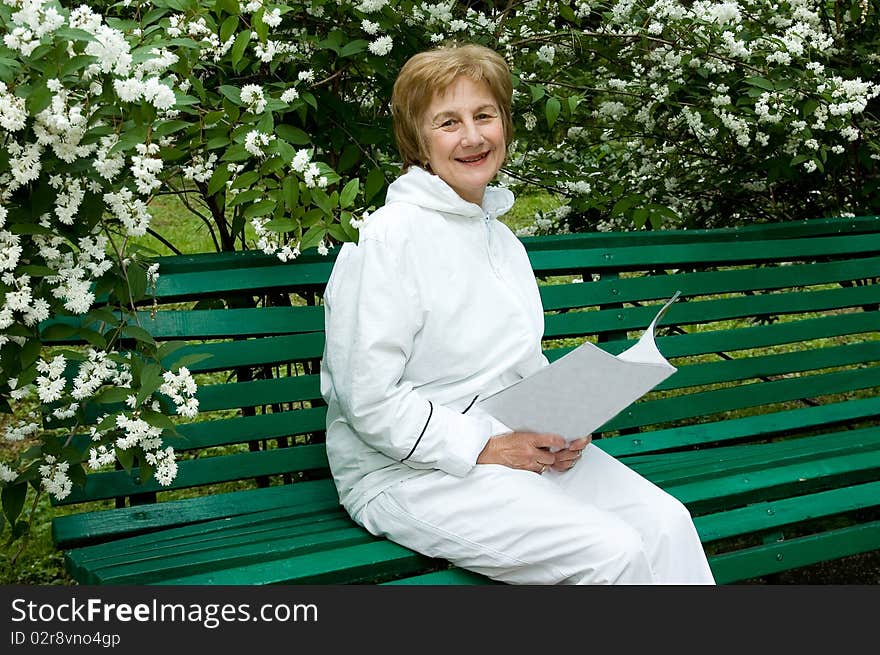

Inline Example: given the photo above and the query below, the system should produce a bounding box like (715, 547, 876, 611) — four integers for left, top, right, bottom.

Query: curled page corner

(617, 290, 682, 365)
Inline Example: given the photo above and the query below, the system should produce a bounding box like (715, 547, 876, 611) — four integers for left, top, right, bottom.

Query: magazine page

(476, 291, 681, 443)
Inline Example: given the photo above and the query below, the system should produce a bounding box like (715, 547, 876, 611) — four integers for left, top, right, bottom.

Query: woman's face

(422, 76, 505, 206)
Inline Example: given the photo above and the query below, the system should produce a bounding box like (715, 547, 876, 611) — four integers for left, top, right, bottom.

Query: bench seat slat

(52, 481, 339, 549)
(661, 448, 880, 513)
(694, 480, 880, 543)
(68, 506, 350, 564)
(150, 540, 433, 585)
(87, 526, 375, 585)
(708, 520, 880, 584)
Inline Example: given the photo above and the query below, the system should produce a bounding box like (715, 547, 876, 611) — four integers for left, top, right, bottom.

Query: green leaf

(244, 199, 277, 218)
(365, 166, 385, 203)
(264, 217, 298, 232)
(168, 353, 213, 371)
(282, 175, 300, 211)
(26, 84, 52, 115)
(77, 327, 107, 350)
(339, 178, 359, 209)
(139, 408, 177, 430)
(219, 15, 240, 42)
(218, 85, 243, 105)
(220, 143, 250, 162)
(311, 188, 333, 215)
(1, 482, 26, 526)
(136, 363, 164, 407)
(231, 30, 251, 66)
(115, 447, 134, 473)
(216, 0, 240, 18)
(340, 40, 369, 57)
(300, 225, 326, 251)
(122, 325, 156, 346)
(157, 341, 187, 361)
(530, 85, 546, 103)
(40, 323, 77, 341)
(276, 124, 311, 145)
(546, 97, 561, 129)
(744, 77, 775, 91)
(207, 163, 232, 195)
(154, 120, 191, 137)
(95, 387, 131, 404)
(20, 339, 41, 369)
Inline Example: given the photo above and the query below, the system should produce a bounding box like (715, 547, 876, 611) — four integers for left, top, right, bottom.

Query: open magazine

(476, 291, 682, 443)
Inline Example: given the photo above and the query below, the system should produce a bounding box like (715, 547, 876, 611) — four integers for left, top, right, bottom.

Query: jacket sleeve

(323, 236, 493, 477)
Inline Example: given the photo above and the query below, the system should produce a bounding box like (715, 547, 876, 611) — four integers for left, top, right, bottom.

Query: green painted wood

(521, 216, 880, 252)
(694, 480, 880, 543)
(91, 526, 374, 585)
(628, 426, 880, 484)
(546, 311, 879, 362)
(196, 373, 322, 412)
(660, 447, 880, 512)
(540, 255, 880, 311)
(544, 283, 880, 340)
(656, 341, 880, 392)
(173, 407, 327, 450)
(709, 520, 880, 584)
(67, 504, 349, 565)
(597, 396, 880, 457)
(52, 481, 338, 548)
(54, 444, 330, 505)
(44, 306, 325, 343)
(383, 568, 494, 585)
(154, 261, 334, 301)
(602, 365, 880, 432)
(65, 511, 352, 584)
(150, 539, 433, 585)
(47, 216, 880, 585)
(529, 233, 880, 275)
(165, 333, 325, 374)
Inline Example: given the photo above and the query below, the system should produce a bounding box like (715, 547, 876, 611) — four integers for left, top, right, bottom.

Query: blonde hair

(391, 43, 514, 171)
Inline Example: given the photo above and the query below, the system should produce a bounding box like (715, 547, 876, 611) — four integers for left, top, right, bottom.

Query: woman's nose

(460, 120, 482, 146)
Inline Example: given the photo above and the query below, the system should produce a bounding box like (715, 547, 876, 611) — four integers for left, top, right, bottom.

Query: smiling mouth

(456, 151, 490, 164)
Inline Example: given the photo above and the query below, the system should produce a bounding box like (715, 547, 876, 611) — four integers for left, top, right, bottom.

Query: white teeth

(459, 152, 487, 163)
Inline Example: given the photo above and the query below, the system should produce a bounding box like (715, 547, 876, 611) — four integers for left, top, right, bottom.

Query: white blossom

(368, 36, 393, 56)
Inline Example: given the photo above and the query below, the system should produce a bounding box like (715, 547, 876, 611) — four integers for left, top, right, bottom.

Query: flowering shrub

(0, 0, 878, 549)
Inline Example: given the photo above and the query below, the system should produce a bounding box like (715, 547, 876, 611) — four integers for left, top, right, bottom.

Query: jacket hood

(385, 166, 515, 220)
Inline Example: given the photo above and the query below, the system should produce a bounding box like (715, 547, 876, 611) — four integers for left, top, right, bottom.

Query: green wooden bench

(45, 215, 880, 585)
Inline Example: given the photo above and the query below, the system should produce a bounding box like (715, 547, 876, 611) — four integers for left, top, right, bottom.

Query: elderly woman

(320, 43, 715, 584)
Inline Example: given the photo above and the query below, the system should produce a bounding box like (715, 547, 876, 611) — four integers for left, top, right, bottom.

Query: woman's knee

(569, 522, 652, 584)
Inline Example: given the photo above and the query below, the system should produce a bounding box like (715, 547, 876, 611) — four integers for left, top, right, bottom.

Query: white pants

(357, 444, 716, 584)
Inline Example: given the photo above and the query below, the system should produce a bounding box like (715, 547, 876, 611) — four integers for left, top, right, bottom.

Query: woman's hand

(477, 431, 566, 474)
(549, 436, 591, 473)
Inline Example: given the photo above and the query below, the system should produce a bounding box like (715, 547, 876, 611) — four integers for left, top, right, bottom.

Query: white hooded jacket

(320, 166, 548, 519)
